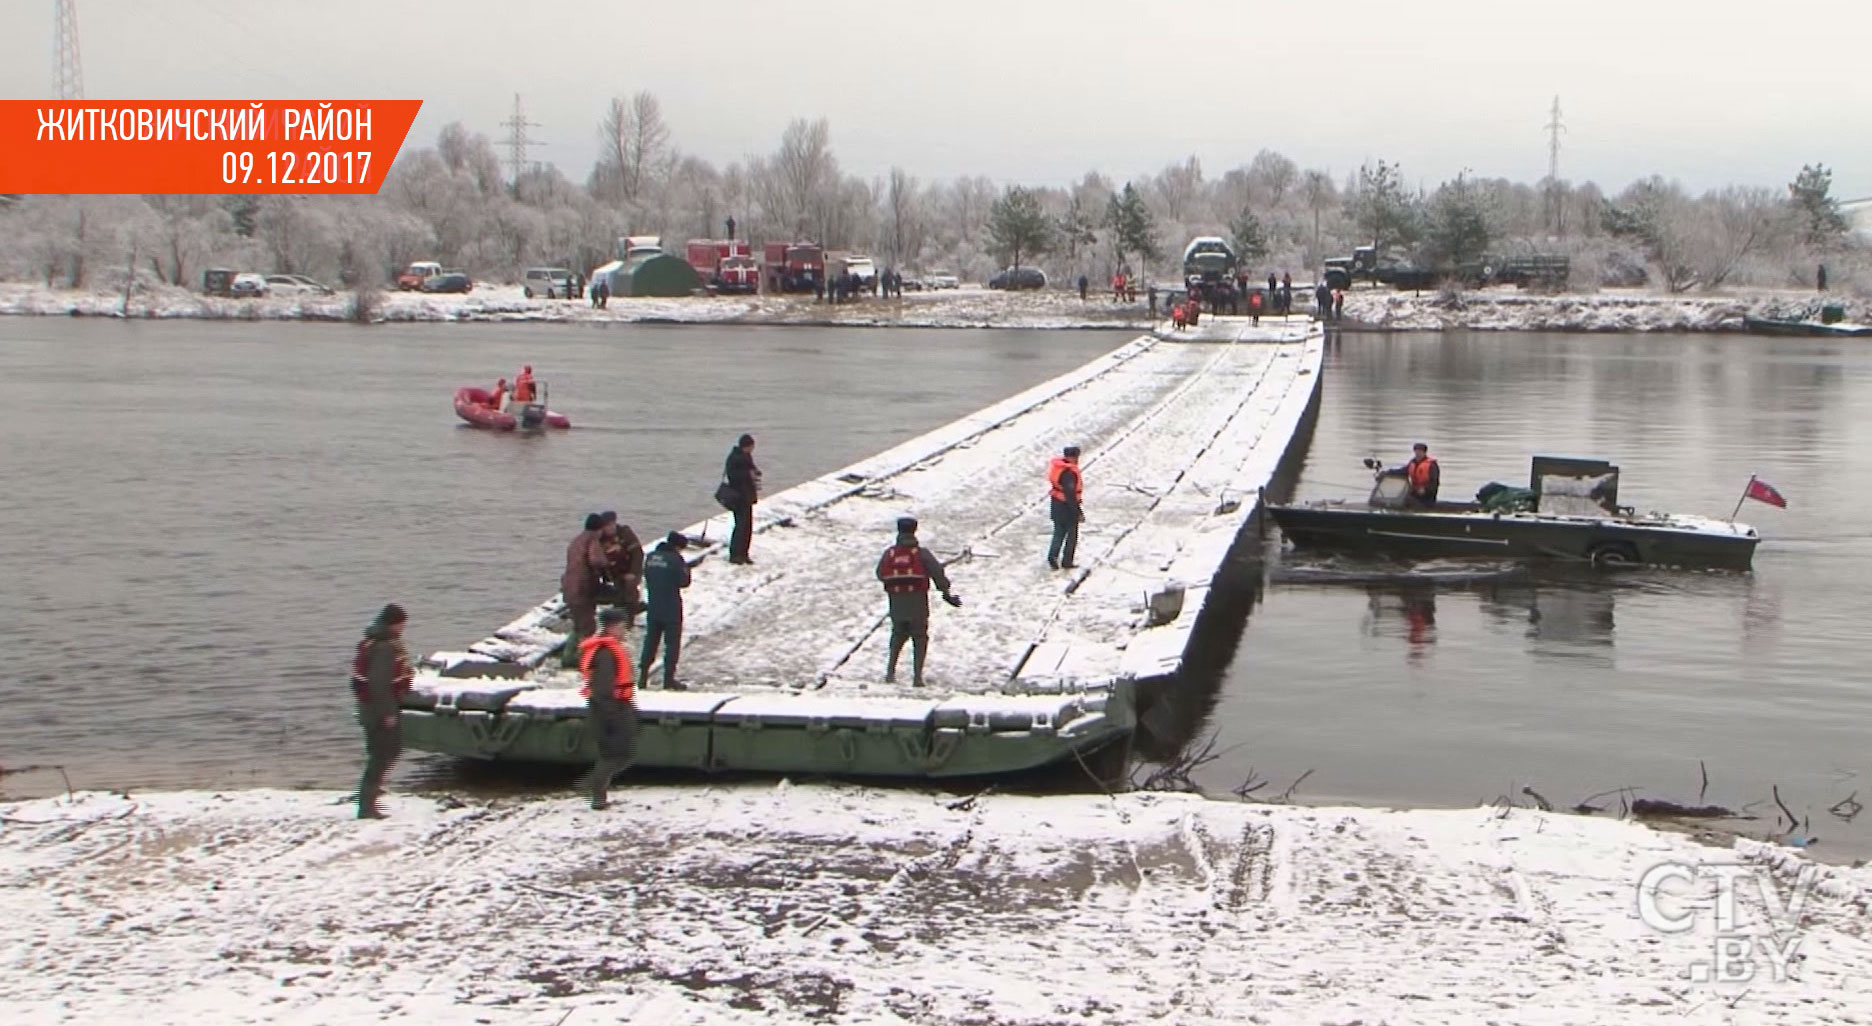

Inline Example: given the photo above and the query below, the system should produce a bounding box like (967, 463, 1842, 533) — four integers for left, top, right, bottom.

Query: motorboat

(1741, 315, 1872, 338)
(1269, 456, 1758, 570)
(453, 385, 571, 431)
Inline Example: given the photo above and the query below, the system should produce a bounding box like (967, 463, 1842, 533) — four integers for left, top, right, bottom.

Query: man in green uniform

(349, 603, 411, 820)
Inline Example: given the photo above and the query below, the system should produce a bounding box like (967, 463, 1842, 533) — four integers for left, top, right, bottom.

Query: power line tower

(1543, 96, 1566, 236)
(53, 0, 84, 101)
(499, 93, 542, 196)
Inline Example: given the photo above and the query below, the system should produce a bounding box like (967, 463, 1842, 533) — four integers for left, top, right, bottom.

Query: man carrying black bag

(718, 433, 761, 564)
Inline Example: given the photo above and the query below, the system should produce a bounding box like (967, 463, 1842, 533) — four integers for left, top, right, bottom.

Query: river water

(2, 320, 1867, 853)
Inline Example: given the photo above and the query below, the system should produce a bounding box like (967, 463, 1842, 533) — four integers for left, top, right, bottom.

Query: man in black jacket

(580, 608, 637, 810)
(876, 517, 959, 686)
(723, 433, 761, 564)
(349, 603, 411, 820)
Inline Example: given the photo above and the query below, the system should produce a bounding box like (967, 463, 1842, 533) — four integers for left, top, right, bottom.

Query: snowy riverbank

(2, 280, 1865, 333)
(4, 785, 1869, 1025)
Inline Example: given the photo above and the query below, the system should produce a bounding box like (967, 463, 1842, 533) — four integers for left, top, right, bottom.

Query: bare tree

(1248, 149, 1299, 208)
(883, 166, 922, 268)
(1694, 186, 1789, 289)
(773, 118, 838, 237)
(1152, 156, 1203, 223)
(1300, 169, 1336, 266)
(592, 92, 674, 207)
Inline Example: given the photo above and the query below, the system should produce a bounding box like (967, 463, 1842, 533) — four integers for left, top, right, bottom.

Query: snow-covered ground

(1338, 287, 1871, 333)
(3, 279, 1864, 333)
(3, 784, 1868, 1025)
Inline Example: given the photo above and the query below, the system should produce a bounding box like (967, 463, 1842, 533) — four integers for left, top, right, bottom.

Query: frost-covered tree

(1602, 177, 1699, 292)
(592, 92, 673, 208)
(1299, 169, 1337, 266)
(1347, 160, 1418, 259)
(984, 185, 1053, 272)
(1228, 209, 1269, 265)
(1103, 183, 1158, 274)
(1248, 150, 1299, 208)
(1055, 193, 1099, 269)
(882, 167, 923, 268)
(1788, 163, 1848, 247)
(1421, 175, 1492, 271)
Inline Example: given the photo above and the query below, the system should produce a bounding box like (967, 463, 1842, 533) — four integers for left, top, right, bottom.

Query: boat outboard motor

(518, 404, 545, 430)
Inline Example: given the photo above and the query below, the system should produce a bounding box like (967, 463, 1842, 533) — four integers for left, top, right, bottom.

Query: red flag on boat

(1744, 476, 1787, 509)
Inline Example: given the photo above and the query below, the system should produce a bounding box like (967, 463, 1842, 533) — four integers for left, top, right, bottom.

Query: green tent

(603, 253, 703, 298)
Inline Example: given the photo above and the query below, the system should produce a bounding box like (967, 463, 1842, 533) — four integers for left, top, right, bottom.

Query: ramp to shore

(436, 319, 1321, 702)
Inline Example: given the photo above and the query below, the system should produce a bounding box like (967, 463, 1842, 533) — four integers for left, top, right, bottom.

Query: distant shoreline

(0, 281, 1858, 334)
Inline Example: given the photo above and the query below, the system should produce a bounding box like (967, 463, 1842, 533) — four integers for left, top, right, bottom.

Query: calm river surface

(1, 320, 1866, 853)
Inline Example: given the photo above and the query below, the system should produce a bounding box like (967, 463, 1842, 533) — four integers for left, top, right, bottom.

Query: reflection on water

(1189, 330, 1872, 858)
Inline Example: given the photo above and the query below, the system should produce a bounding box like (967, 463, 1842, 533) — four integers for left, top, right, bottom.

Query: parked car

(202, 268, 235, 296)
(263, 274, 334, 296)
(421, 271, 473, 294)
(229, 272, 269, 298)
(523, 267, 574, 299)
(925, 271, 960, 290)
(395, 261, 443, 291)
(899, 276, 926, 292)
(987, 266, 1047, 290)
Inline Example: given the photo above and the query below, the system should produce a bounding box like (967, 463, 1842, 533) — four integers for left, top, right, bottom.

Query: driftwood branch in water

(1630, 798, 1741, 820)
(1699, 760, 1710, 804)
(1277, 769, 1314, 803)
(1829, 792, 1863, 821)
(1773, 785, 1797, 829)
(1521, 786, 1555, 812)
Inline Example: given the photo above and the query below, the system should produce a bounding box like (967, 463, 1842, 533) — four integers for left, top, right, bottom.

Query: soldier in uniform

(349, 602, 411, 820)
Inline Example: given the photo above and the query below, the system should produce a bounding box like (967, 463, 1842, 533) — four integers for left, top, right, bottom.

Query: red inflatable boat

(453, 386, 571, 431)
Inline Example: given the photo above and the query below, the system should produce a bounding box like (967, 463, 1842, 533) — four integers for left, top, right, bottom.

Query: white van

(523, 267, 574, 299)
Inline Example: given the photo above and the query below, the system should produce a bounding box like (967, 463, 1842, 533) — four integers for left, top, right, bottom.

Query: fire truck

(685, 239, 759, 294)
(760, 241, 825, 294)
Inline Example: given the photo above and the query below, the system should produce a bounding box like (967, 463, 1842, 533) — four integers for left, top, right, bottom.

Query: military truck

(1182, 236, 1239, 288)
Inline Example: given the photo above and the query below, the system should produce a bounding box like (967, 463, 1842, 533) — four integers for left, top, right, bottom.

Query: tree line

(0, 90, 1860, 294)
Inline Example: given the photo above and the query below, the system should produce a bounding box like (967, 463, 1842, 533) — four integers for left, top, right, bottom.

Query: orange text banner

(0, 100, 422, 194)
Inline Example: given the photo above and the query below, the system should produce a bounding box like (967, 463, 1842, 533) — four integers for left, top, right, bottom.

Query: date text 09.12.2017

(221, 149, 372, 186)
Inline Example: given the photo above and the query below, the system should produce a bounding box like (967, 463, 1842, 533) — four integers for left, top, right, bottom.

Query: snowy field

(3, 784, 1869, 1026)
(2, 279, 1864, 333)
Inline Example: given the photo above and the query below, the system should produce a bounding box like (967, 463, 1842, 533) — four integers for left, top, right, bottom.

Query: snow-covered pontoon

(401, 320, 1326, 778)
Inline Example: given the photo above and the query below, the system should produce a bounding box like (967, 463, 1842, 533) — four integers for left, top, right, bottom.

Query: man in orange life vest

(512, 365, 537, 403)
(579, 607, 637, 810)
(349, 602, 412, 820)
(1403, 442, 1441, 508)
(1047, 445, 1084, 571)
(876, 517, 960, 686)
(490, 377, 508, 411)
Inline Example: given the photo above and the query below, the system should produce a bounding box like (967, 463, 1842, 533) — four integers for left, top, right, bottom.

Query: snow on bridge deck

(426, 318, 1323, 707)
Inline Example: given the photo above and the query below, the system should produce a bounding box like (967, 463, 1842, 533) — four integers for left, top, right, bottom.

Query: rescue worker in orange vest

(876, 517, 960, 686)
(579, 607, 637, 810)
(1402, 442, 1441, 508)
(1047, 445, 1083, 571)
(489, 377, 508, 411)
(512, 365, 537, 403)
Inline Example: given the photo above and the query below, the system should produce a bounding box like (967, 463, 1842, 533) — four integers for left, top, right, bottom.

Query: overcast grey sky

(6, 0, 1868, 199)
